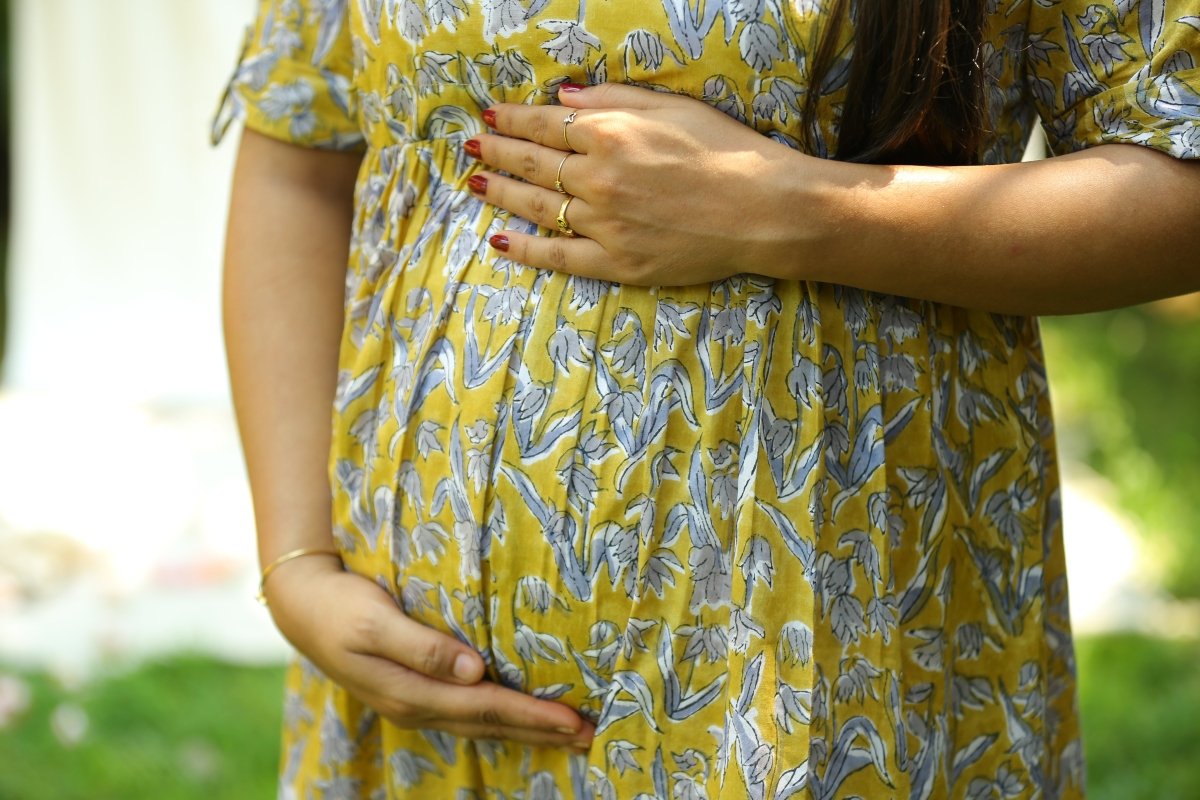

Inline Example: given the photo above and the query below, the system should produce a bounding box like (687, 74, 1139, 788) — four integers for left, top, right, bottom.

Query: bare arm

(221, 128, 593, 748)
(469, 83, 1199, 314)
(223, 128, 359, 570)
(786, 144, 1200, 315)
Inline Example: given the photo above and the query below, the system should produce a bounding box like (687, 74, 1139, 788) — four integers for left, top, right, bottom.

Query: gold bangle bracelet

(256, 547, 341, 606)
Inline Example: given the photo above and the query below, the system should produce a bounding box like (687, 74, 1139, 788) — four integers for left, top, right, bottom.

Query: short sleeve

(1025, 1, 1200, 158)
(211, 0, 364, 151)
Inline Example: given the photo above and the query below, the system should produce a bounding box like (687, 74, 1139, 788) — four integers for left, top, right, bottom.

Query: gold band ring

(562, 110, 578, 151)
(554, 154, 572, 194)
(556, 196, 577, 237)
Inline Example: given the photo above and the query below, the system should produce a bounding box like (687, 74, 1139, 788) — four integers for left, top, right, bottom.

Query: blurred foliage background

(1043, 303, 1200, 600)
(0, 1, 1196, 797)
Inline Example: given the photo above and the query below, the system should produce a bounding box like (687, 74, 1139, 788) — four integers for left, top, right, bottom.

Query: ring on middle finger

(554, 154, 572, 194)
(556, 196, 577, 238)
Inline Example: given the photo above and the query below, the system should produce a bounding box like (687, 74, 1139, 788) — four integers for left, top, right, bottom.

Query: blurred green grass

(1078, 634, 1200, 800)
(0, 657, 282, 800)
(1042, 303, 1200, 599)
(1, 637, 1198, 799)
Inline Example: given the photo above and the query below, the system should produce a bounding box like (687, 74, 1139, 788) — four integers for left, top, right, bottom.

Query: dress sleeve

(211, 0, 363, 151)
(1025, 1, 1200, 158)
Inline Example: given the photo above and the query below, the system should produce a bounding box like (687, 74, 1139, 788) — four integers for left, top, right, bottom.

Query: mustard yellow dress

(213, 1, 1200, 797)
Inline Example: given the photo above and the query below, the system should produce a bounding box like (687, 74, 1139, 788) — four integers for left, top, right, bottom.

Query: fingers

(471, 170, 595, 236)
(489, 230, 613, 282)
(465, 163, 617, 280)
(556, 81, 684, 111)
(339, 595, 592, 736)
(482, 83, 684, 152)
(486, 102, 594, 154)
(342, 652, 595, 748)
(438, 721, 593, 751)
(349, 592, 486, 685)
(419, 673, 592, 736)
(468, 134, 585, 196)
(274, 564, 595, 751)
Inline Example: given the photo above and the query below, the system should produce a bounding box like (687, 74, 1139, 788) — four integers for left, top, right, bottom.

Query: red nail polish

(468, 175, 488, 194)
(489, 233, 510, 252)
(464, 138, 482, 159)
(559, 83, 587, 93)
(482, 109, 497, 127)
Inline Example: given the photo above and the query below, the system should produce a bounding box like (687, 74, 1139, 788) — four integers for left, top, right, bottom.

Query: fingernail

(489, 233, 509, 252)
(572, 741, 591, 751)
(468, 175, 488, 195)
(453, 654, 478, 681)
(464, 138, 482, 159)
(482, 108, 497, 127)
(559, 83, 587, 93)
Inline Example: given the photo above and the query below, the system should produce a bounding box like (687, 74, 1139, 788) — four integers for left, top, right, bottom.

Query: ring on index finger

(554, 154, 572, 194)
(562, 111, 578, 151)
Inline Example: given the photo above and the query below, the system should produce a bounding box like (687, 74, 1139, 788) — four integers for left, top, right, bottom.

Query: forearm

(779, 144, 1200, 315)
(222, 129, 362, 567)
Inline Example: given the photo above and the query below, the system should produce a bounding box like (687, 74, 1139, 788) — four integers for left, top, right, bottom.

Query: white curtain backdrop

(0, 0, 290, 674)
(5, 0, 250, 404)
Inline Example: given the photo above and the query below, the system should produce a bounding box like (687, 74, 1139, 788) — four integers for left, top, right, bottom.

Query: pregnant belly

(329, 177, 828, 724)
(354, 259, 770, 718)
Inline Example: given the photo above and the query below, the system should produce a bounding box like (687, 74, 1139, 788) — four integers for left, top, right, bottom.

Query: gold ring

(562, 110, 578, 151)
(556, 196, 577, 237)
(554, 154, 571, 193)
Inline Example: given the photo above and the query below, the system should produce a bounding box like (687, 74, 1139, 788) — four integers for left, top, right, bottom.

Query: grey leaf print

(426, 0, 468, 32)
(626, 29, 667, 70)
(739, 20, 783, 71)
(483, 0, 528, 42)
(538, 19, 602, 65)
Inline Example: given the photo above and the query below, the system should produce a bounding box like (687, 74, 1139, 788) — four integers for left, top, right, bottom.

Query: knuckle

(528, 192, 550, 222)
(529, 112, 550, 145)
(471, 725, 507, 742)
(520, 150, 540, 181)
(476, 706, 504, 727)
(416, 639, 448, 676)
(548, 241, 570, 271)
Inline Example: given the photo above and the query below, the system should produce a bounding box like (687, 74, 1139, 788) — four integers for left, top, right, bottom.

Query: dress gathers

(213, 1, 1200, 798)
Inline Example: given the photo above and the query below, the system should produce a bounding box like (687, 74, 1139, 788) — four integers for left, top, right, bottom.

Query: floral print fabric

(213, 1, 1199, 798)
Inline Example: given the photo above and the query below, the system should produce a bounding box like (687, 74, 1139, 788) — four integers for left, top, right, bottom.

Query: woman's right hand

(263, 553, 595, 750)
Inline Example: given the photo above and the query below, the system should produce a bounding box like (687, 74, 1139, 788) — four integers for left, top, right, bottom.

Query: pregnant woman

(214, 1, 1199, 797)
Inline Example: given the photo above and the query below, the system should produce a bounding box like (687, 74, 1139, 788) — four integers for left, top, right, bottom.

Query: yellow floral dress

(213, 1, 1199, 798)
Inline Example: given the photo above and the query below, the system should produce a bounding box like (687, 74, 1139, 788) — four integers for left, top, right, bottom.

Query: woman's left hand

(465, 82, 810, 286)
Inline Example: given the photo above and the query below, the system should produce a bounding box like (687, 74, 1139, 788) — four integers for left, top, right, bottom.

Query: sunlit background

(0, 2, 1197, 798)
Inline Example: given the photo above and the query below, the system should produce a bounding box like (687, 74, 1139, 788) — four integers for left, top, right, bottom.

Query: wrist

(257, 546, 343, 605)
(750, 150, 841, 282)
(261, 551, 344, 636)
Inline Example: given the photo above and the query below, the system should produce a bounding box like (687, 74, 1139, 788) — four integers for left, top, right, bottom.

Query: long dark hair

(803, 0, 990, 165)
